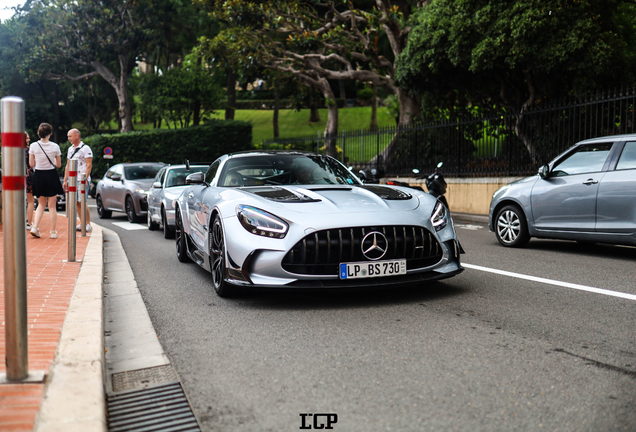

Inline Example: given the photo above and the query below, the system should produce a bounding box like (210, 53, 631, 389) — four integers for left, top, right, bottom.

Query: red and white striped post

(80, 173, 87, 237)
(67, 159, 78, 261)
(1, 96, 28, 381)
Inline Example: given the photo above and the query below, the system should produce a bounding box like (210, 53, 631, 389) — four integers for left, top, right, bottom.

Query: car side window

(552, 143, 613, 176)
(616, 141, 636, 170)
(205, 160, 220, 184)
(154, 168, 166, 185)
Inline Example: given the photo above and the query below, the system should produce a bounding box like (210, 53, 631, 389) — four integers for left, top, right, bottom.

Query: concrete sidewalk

(0, 214, 105, 432)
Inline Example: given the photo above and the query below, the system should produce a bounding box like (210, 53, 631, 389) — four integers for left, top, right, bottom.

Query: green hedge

(61, 120, 253, 180)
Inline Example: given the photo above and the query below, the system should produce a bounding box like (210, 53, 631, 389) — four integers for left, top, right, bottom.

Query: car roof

(227, 150, 325, 159)
(165, 164, 208, 169)
(120, 162, 166, 166)
(577, 134, 636, 145)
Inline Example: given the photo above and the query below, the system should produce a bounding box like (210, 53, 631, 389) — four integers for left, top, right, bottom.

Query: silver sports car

(174, 151, 464, 297)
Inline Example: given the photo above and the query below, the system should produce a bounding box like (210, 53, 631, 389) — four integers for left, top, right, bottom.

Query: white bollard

(80, 173, 86, 237)
(67, 159, 77, 261)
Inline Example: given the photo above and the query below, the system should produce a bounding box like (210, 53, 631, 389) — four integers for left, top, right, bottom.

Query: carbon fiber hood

(242, 185, 420, 214)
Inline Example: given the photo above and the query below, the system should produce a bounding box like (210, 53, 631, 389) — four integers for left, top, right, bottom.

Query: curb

(451, 212, 489, 225)
(34, 225, 106, 432)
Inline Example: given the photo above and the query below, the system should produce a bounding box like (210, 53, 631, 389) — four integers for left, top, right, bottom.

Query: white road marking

(111, 222, 148, 231)
(463, 263, 636, 301)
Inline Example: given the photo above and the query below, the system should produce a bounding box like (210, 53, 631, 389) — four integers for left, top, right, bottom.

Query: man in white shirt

(63, 129, 94, 231)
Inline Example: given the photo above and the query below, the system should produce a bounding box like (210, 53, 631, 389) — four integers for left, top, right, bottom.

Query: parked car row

(93, 133, 636, 298)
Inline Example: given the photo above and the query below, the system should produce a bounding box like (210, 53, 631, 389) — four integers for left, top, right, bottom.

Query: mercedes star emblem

(361, 231, 388, 260)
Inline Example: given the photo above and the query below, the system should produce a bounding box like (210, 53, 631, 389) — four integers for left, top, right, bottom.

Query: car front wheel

(96, 195, 111, 219)
(125, 196, 140, 223)
(147, 210, 159, 230)
(210, 214, 233, 297)
(162, 208, 175, 239)
(175, 207, 190, 263)
(495, 204, 530, 247)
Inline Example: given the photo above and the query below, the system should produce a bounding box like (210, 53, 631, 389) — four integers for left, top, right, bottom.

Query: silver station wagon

(489, 134, 636, 247)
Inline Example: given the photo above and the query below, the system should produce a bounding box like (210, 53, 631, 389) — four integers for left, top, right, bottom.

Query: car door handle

(582, 179, 598, 185)
(188, 193, 194, 198)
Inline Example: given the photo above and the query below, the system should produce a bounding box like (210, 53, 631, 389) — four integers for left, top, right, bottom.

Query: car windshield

(165, 167, 207, 188)
(219, 154, 361, 187)
(124, 165, 162, 180)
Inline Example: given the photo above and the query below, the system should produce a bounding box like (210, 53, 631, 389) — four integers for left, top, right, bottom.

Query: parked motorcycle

(421, 162, 449, 209)
(385, 162, 449, 209)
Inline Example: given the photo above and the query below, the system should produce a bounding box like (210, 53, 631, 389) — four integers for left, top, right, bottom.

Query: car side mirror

(186, 172, 205, 184)
(152, 181, 162, 189)
(358, 170, 367, 182)
(538, 165, 550, 179)
(111, 174, 121, 181)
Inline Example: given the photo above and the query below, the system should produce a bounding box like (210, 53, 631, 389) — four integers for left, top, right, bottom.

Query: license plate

(339, 259, 407, 279)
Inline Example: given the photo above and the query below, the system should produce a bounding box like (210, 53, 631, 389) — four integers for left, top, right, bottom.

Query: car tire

(125, 196, 140, 223)
(96, 195, 112, 219)
(210, 214, 233, 297)
(162, 208, 175, 239)
(175, 206, 191, 263)
(147, 211, 159, 230)
(495, 204, 530, 248)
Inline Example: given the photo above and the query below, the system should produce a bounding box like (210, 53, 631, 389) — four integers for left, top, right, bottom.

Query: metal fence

(262, 87, 636, 177)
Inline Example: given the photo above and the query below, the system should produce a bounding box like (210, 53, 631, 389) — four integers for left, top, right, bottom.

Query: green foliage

(395, 0, 636, 113)
(65, 120, 253, 179)
(383, 95, 400, 125)
(356, 87, 374, 100)
(133, 56, 224, 128)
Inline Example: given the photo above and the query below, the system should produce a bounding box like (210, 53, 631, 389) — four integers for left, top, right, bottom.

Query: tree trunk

(370, 82, 378, 131)
(512, 113, 540, 165)
(116, 55, 134, 132)
(273, 91, 280, 138)
(309, 104, 320, 123)
(192, 99, 201, 126)
(318, 78, 338, 157)
(339, 79, 346, 99)
(225, 67, 236, 120)
(397, 88, 421, 126)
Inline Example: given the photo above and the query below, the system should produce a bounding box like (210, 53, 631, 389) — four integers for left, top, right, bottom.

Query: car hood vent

(359, 185, 412, 200)
(247, 186, 321, 202)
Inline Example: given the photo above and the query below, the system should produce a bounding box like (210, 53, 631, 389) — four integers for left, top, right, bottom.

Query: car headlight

(135, 188, 147, 195)
(430, 201, 448, 232)
(237, 205, 288, 239)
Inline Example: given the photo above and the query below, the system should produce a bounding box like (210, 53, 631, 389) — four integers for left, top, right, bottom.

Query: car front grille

(282, 225, 443, 276)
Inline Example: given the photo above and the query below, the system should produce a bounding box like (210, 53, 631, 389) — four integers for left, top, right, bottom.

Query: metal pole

(80, 173, 86, 237)
(67, 159, 78, 261)
(1, 96, 28, 381)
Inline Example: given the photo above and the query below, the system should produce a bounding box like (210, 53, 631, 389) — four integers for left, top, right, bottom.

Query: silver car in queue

(96, 162, 165, 223)
(147, 163, 209, 238)
(173, 150, 465, 298)
(489, 134, 636, 247)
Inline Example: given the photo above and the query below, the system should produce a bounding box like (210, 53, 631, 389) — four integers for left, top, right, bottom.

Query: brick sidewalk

(0, 214, 90, 432)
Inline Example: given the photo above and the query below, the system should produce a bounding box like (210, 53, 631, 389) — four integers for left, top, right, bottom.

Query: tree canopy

(396, 0, 636, 112)
(196, 0, 423, 154)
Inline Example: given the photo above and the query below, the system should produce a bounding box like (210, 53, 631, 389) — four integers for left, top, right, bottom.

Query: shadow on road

(523, 239, 636, 261)
(228, 279, 468, 311)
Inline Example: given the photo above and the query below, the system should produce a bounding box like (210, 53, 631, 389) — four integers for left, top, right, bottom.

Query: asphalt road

(89, 202, 636, 432)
